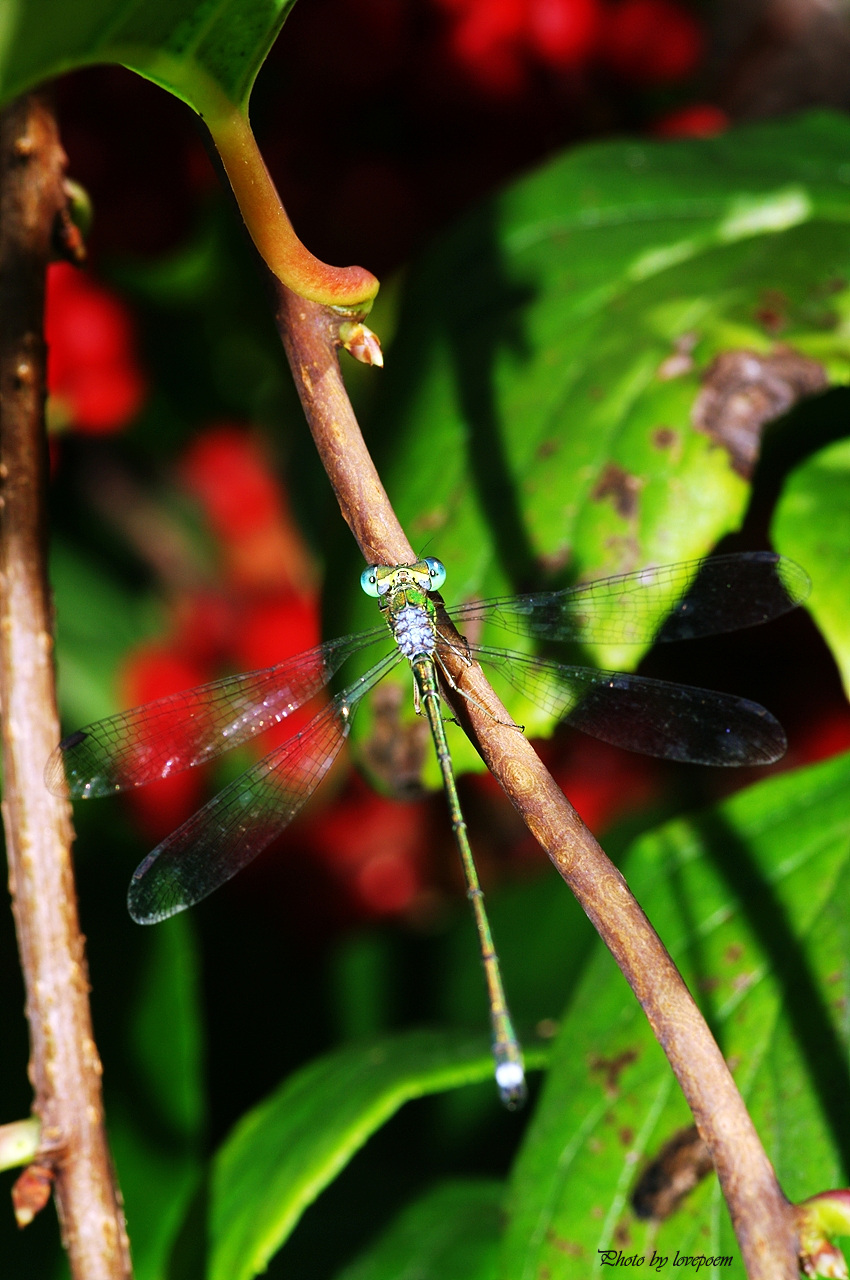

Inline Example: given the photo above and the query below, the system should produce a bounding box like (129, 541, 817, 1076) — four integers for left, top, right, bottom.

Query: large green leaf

(368, 112, 850, 613)
(773, 436, 850, 698)
(0, 0, 296, 116)
(208, 1028, 549, 1280)
(500, 751, 850, 1278)
(343, 111, 850, 779)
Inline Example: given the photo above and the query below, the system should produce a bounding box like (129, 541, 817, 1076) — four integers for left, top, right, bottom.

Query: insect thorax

(388, 598, 438, 661)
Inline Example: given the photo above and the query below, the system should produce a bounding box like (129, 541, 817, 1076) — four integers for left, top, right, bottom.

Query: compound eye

(423, 557, 446, 591)
(360, 566, 381, 597)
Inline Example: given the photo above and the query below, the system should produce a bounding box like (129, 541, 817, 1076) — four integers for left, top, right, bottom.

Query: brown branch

(0, 95, 132, 1279)
(274, 283, 799, 1277)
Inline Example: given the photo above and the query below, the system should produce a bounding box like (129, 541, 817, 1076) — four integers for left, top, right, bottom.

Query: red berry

(119, 644, 208, 709)
(355, 849, 421, 915)
(179, 425, 284, 543)
(232, 593, 321, 676)
(224, 592, 322, 751)
(446, 0, 529, 95)
(171, 591, 239, 666)
(124, 769, 205, 844)
(179, 425, 317, 594)
(600, 0, 704, 83)
(526, 0, 601, 68)
(306, 782, 426, 917)
(653, 103, 729, 137)
(45, 262, 146, 433)
(117, 644, 212, 839)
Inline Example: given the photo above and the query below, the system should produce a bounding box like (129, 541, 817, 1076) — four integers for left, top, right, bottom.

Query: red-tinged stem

(272, 282, 800, 1278)
(0, 94, 132, 1279)
(208, 105, 379, 308)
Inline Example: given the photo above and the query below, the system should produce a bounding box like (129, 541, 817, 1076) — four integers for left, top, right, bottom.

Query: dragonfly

(47, 549, 809, 1108)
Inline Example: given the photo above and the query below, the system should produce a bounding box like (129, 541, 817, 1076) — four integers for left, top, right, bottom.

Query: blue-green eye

(424, 557, 446, 590)
(360, 567, 380, 597)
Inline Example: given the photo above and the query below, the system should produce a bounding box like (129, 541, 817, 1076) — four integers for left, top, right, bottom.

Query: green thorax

(364, 561, 443, 661)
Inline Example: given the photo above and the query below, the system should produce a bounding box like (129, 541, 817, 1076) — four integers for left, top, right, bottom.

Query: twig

(273, 283, 798, 1277)
(0, 94, 132, 1279)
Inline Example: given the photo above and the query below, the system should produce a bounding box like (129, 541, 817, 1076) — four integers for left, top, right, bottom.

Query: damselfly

(47, 550, 809, 1106)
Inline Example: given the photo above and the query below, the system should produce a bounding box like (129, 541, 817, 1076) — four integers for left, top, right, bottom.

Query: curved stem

(0, 95, 132, 1279)
(209, 106, 378, 308)
(272, 280, 799, 1278)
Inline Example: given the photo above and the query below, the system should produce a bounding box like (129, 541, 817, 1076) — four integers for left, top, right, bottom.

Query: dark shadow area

(166, 1169, 210, 1280)
(359, 200, 540, 579)
(726, 384, 850, 553)
(440, 204, 540, 586)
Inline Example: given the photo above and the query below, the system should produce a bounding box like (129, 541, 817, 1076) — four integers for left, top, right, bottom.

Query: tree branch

(0, 94, 132, 1280)
(273, 282, 799, 1278)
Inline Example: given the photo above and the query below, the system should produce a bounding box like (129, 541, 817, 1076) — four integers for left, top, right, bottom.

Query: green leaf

(0, 0, 297, 117)
(343, 112, 850, 779)
(370, 112, 850, 608)
(209, 1028, 549, 1280)
(333, 1179, 504, 1280)
(501, 752, 850, 1279)
(128, 916, 205, 1140)
(773, 436, 850, 698)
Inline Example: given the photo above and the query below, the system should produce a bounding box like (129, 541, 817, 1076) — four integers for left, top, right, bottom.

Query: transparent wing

(128, 650, 403, 923)
(471, 645, 786, 766)
(449, 552, 810, 647)
(46, 627, 389, 799)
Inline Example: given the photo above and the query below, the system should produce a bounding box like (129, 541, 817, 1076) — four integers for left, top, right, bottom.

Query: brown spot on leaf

(692, 347, 828, 478)
(592, 462, 642, 520)
(754, 288, 788, 336)
(652, 426, 678, 450)
(589, 1047, 639, 1096)
(631, 1125, 714, 1222)
(536, 544, 572, 576)
(546, 1230, 586, 1258)
(614, 1221, 633, 1248)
